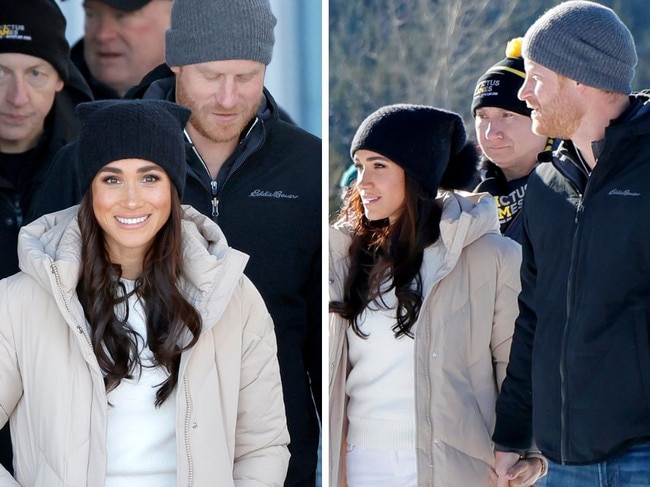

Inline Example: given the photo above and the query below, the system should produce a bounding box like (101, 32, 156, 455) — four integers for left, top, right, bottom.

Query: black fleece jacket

(493, 93, 650, 465)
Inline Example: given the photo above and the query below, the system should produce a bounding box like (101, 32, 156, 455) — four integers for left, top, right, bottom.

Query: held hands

(489, 451, 546, 487)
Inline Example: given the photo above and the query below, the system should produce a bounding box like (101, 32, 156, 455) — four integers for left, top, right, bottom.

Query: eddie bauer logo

(249, 189, 299, 199)
(608, 189, 641, 197)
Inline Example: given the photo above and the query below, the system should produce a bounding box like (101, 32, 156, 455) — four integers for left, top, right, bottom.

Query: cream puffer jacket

(0, 206, 289, 487)
(329, 192, 522, 487)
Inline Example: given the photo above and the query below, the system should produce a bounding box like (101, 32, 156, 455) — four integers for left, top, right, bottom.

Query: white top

(105, 280, 177, 486)
(345, 241, 445, 450)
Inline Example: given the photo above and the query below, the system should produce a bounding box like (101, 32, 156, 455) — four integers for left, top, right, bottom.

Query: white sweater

(105, 281, 177, 486)
(345, 243, 444, 450)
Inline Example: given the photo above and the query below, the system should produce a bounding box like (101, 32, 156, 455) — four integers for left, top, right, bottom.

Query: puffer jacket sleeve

(233, 278, 290, 487)
(0, 279, 23, 486)
(490, 237, 523, 389)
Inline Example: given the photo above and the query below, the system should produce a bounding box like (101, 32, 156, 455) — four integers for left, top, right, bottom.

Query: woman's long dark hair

(330, 174, 442, 338)
(76, 187, 202, 406)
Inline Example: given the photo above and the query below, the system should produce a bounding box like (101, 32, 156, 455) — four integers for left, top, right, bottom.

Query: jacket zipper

(185, 130, 220, 218)
(183, 375, 193, 487)
(184, 119, 265, 221)
(210, 181, 218, 217)
(416, 281, 440, 486)
(424, 313, 434, 487)
(50, 261, 93, 350)
(553, 154, 592, 464)
(560, 198, 582, 464)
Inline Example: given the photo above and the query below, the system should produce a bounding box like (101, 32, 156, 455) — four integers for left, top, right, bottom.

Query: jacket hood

(51, 60, 94, 142)
(616, 91, 650, 130)
(477, 156, 505, 181)
(438, 190, 500, 265)
(17, 205, 248, 328)
(630, 89, 650, 106)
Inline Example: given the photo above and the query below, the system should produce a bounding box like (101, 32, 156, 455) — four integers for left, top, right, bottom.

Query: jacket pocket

(570, 305, 650, 410)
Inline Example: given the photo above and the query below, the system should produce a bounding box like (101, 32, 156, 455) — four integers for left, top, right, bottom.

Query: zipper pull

(210, 180, 219, 218)
(575, 199, 584, 224)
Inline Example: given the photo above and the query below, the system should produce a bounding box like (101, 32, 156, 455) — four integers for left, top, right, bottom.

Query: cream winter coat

(0, 206, 289, 487)
(329, 192, 522, 487)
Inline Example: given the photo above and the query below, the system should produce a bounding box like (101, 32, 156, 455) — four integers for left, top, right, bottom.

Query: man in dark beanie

(491, 2, 650, 486)
(471, 38, 552, 243)
(33, 1, 322, 485)
(69, 0, 173, 99)
(0, 0, 93, 475)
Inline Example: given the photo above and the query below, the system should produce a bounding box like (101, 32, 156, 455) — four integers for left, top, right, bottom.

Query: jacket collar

(438, 191, 500, 251)
(434, 191, 500, 277)
(17, 205, 248, 333)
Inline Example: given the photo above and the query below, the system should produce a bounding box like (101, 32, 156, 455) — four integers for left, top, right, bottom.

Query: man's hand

(490, 451, 545, 487)
(490, 451, 521, 487)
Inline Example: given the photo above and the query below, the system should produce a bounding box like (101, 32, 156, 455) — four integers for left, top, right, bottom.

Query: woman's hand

(490, 451, 546, 487)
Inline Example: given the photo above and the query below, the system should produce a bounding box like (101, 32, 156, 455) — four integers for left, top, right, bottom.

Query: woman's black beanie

(350, 104, 478, 195)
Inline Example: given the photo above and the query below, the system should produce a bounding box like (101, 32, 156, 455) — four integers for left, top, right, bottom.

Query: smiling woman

(90, 159, 173, 279)
(329, 104, 524, 487)
(0, 99, 289, 486)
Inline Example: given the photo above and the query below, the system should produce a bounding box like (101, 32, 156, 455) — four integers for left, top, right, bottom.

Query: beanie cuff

(524, 47, 633, 93)
(165, 30, 272, 66)
(164, 0, 276, 67)
(472, 100, 531, 118)
(76, 100, 190, 197)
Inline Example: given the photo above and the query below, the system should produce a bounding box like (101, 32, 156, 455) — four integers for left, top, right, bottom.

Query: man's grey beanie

(522, 0, 637, 93)
(165, 0, 276, 67)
